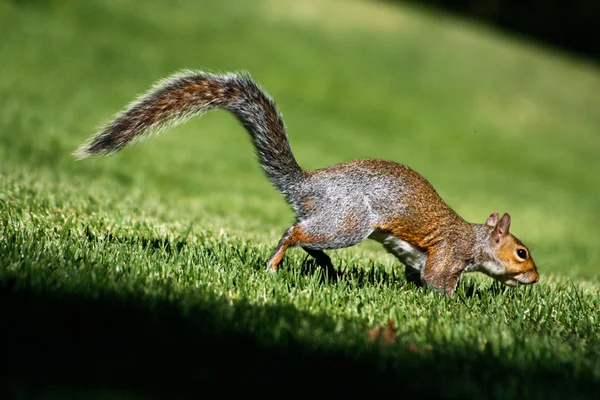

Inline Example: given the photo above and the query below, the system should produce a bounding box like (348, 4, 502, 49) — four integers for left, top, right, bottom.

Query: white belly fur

(369, 231, 428, 272)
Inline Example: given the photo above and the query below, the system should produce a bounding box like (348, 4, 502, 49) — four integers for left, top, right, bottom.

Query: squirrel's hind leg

(266, 226, 296, 272)
(266, 220, 371, 271)
(266, 224, 339, 272)
(302, 247, 336, 277)
(267, 225, 323, 271)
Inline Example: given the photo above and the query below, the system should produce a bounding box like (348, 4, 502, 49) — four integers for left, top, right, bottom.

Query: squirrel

(74, 70, 539, 296)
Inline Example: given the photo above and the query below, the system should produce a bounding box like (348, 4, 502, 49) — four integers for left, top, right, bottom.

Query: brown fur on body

(75, 70, 539, 296)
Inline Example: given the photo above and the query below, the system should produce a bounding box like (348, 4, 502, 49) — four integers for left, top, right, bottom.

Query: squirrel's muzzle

(504, 269, 539, 286)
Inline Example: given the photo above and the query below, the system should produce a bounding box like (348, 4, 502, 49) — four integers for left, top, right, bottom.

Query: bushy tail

(74, 70, 303, 195)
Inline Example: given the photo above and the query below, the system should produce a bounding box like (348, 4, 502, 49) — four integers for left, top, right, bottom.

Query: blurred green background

(397, 0, 600, 60)
(2, 0, 598, 279)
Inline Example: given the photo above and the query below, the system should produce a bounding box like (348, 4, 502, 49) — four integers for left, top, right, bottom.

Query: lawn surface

(1, 0, 599, 398)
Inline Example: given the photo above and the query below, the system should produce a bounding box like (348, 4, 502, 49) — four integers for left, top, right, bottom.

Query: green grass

(1, 0, 599, 398)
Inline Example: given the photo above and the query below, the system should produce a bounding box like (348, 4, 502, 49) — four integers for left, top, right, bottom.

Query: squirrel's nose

(530, 271, 539, 283)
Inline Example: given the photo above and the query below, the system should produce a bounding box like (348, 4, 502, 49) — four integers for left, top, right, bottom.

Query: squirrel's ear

(492, 213, 511, 245)
(485, 212, 499, 227)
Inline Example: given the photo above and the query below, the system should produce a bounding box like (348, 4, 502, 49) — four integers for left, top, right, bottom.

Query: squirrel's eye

(516, 248, 527, 260)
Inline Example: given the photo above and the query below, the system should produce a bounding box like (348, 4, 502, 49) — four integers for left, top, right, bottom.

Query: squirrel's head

(481, 212, 539, 287)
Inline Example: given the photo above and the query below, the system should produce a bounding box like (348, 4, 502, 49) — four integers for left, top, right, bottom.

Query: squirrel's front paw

(423, 275, 461, 298)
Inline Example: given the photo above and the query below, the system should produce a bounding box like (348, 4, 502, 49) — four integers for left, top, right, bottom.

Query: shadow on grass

(0, 277, 400, 399)
(1, 276, 597, 399)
